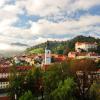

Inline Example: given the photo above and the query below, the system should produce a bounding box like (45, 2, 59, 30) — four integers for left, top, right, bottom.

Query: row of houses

(68, 52, 100, 59)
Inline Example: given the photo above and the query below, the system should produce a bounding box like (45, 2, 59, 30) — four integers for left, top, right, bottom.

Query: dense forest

(26, 35, 100, 54)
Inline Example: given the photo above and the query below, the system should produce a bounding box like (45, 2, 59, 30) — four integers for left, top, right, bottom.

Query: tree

(69, 59, 97, 73)
(9, 64, 44, 100)
(19, 91, 35, 100)
(96, 59, 100, 68)
(25, 67, 43, 97)
(63, 47, 71, 55)
(43, 63, 62, 94)
(89, 82, 100, 100)
(9, 63, 24, 100)
(29, 48, 44, 54)
(66, 58, 98, 100)
(49, 78, 76, 100)
(43, 62, 71, 96)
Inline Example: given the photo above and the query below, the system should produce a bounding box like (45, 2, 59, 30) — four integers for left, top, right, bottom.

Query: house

(68, 52, 77, 58)
(75, 42, 97, 52)
(76, 52, 99, 59)
(0, 65, 32, 99)
(68, 52, 100, 59)
(55, 55, 66, 62)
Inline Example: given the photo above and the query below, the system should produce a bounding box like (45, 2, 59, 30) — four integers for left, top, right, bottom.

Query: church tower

(45, 41, 51, 65)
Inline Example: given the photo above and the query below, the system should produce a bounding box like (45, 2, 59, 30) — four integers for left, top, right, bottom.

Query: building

(75, 42, 97, 52)
(45, 49, 51, 65)
(0, 67, 9, 93)
(0, 65, 32, 99)
(68, 52, 100, 59)
(68, 52, 77, 58)
(44, 41, 51, 65)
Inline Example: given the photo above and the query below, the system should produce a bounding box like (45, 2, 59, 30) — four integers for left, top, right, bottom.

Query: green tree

(9, 63, 24, 99)
(25, 67, 43, 97)
(19, 91, 35, 100)
(56, 45, 65, 54)
(89, 82, 100, 100)
(49, 78, 76, 100)
(29, 48, 44, 54)
(43, 62, 71, 96)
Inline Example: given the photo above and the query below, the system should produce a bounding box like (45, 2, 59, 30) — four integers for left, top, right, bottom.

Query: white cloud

(29, 15, 100, 36)
(0, 0, 100, 52)
(72, 0, 100, 11)
(0, 43, 10, 50)
(0, 0, 8, 8)
(17, 0, 61, 16)
(0, 14, 100, 45)
(16, 0, 100, 17)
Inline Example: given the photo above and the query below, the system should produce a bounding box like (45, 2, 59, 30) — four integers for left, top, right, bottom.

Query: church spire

(46, 40, 50, 49)
(45, 40, 51, 65)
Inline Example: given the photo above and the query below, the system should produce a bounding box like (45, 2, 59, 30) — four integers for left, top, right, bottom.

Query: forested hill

(26, 40, 67, 54)
(26, 35, 100, 54)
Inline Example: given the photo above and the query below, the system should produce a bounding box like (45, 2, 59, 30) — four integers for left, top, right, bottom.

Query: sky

(0, 0, 100, 52)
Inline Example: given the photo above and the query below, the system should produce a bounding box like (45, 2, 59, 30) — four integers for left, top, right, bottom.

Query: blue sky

(0, 0, 100, 51)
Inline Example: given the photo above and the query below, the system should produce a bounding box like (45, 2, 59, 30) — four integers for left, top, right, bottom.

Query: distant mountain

(11, 42, 28, 47)
(26, 35, 100, 54)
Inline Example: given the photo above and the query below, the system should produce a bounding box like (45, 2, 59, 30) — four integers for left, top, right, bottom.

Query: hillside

(26, 41, 67, 54)
(66, 35, 100, 51)
(26, 35, 100, 54)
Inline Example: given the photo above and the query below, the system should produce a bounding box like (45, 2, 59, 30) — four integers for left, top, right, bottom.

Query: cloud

(73, 0, 100, 11)
(0, 43, 26, 51)
(0, 0, 8, 8)
(16, 0, 100, 17)
(0, 0, 100, 53)
(30, 15, 100, 36)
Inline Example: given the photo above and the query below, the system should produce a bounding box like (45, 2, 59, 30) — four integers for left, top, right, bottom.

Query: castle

(75, 42, 97, 52)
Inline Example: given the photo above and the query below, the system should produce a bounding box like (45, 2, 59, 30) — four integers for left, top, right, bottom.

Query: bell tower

(45, 41, 51, 65)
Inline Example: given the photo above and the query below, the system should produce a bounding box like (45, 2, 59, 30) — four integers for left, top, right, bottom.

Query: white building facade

(45, 48, 51, 65)
(75, 42, 97, 52)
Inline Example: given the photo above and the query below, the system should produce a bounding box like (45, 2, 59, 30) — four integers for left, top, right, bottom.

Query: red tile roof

(0, 66, 32, 73)
(16, 66, 32, 71)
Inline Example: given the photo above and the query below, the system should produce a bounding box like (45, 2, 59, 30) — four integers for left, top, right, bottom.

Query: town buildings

(68, 52, 100, 59)
(68, 41, 100, 59)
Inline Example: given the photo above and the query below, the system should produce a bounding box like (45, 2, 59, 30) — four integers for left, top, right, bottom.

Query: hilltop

(26, 35, 100, 54)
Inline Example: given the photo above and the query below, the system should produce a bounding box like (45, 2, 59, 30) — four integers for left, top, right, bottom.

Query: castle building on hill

(75, 42, 97, 52)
